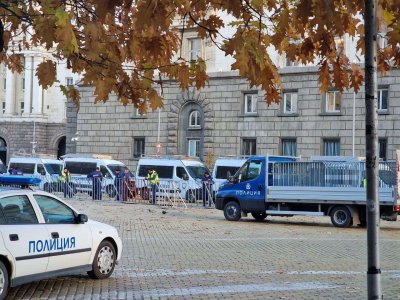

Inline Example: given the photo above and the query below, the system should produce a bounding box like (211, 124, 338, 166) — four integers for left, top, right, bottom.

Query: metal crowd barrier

(272, 161, 397, 188)
(1, 175, 216, 208)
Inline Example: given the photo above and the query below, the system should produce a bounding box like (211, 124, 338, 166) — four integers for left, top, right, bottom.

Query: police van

(135, 156, 210, 202)
(0, 176, 122, 299)
(7, 156, 63, 192)
(62, 154, 133, 197)
(212, 157, 248, 192)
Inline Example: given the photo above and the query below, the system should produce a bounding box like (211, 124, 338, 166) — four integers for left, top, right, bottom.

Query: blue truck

(215, 155, 400, 228)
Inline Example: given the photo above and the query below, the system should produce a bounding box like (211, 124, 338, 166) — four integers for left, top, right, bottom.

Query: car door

(32, 194, 93, 272)
(0, 194, 49, 278)
(235, 159, 265, 211)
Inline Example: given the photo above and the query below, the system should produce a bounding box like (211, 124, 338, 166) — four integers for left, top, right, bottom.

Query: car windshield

(186, 165, 209, 179)
(107, 164, 133, 176)
(45, 163, 63, 175)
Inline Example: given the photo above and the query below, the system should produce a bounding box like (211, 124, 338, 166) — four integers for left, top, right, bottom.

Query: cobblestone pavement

(6, 199, 400, 300)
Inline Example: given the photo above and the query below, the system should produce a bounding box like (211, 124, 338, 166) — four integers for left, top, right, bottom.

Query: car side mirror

(76, 214, 88, 224)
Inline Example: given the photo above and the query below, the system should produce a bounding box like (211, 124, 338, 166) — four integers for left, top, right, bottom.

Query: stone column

(23, 54, 34, 115)
(4, 68, 16, 115)
(31, 56, 44, 115)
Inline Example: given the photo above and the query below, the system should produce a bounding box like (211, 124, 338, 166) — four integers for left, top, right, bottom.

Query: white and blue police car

(0, 176, 122, 299)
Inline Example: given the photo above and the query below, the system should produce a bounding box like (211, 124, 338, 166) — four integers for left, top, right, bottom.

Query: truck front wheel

(330, 206, 352, 228)
(223, 201, 241, 221)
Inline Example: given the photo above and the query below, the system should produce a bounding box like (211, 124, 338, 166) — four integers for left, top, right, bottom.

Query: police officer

(147, 169, 159, 205)
(114, 169, 124, 201)
(88, 167, 103, 200)
(202, 171, 213, 207)
(60, 167, 72, 198)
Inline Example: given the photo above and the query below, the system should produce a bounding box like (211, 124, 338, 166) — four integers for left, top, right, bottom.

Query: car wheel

(88, 241, 116, 279)
(251, 212, 267, 221)
(0, 260, 9, 300)
(330, 206, 353, 228)
(223, 201, 241, 221)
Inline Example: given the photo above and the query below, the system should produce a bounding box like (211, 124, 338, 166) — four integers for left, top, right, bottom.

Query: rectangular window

(20, 102, 24, 114)
(188, 139, 200, 157)
(66, 77, 74, 86)
(138, 165, 173, 179)
(283, 92, 297, 114)
(244, 93, 257, 114)
(3, 78, 6, 90)
(188, 38, 201, 61)
(65, 162, 97, 175)
(242, 138, 256, 156)
(2, 102, 5, 114)
(323, 139, 340, 156)
(377, 88, 388, 112)
(325, 91, 341, 113)
(133, 108, 146, 117)
(281, 139, 297, 156)
(379, 138, 387, 161)
(133, 138, 145, 158)
(9, 163, 35, 174)
(22, 78, 25, 90)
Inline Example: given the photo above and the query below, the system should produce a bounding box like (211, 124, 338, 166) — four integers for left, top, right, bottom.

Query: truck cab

(215, 156, 296, 221)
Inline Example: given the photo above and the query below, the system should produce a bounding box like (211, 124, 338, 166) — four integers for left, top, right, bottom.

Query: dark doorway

(0, 137, 7, 165)
(57, 136, 66, 159)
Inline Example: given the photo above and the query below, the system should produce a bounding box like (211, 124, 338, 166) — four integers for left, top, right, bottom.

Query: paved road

(7, 200, 400, 299)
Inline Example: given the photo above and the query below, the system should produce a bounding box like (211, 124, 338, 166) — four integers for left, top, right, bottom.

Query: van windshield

(186, 166, 209, 179)
(107, 164, 133, 176)
(45, 163, 63, 175)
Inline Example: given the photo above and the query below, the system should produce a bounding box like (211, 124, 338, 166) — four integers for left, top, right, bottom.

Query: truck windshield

(107, 164, 133, 176)
(44, 163, 63, 175)
(186, 166, 210, 179)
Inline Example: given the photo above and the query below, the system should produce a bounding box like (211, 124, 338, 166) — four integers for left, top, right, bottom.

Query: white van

(212, 157, 248, 192)
(135, 156, 210, 202)
(7, 156, 63, 191)
(62, 154, 133, 197)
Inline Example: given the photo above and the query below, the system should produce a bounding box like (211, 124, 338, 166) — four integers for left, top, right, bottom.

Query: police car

(0, 176, 122, 299)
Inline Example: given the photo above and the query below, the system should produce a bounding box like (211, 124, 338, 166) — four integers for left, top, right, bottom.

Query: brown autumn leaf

(350, 64, 365, 94)
(35, 60, 57, 90)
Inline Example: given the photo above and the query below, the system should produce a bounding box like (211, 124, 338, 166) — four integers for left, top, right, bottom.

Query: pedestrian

(202, 171, 213, 207)
(147, 169, 159, 205)
(60, 167, 72, 198)
(122, 169, 131, 201)
(88, 167, 103, 200)
(114, 169, 124, 201)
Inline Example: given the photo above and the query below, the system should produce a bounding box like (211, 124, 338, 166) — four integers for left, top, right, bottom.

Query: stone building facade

(0, 52, 80, 164)
(67, 66, 400, 170)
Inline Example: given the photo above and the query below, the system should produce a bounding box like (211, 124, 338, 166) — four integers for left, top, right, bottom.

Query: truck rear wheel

(330, 206, 352, 228)
(251, 213, 267, 221)
(223, 201, 241, 221)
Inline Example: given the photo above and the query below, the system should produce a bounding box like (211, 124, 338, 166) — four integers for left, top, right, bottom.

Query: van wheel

(88, 241, 116, 279)
(330, 206, 353, 228)
(106, 185, 116, 197)
(224, 201, 241, 221)
(251, 213, 267, 221)
(0, 260, 9, 300)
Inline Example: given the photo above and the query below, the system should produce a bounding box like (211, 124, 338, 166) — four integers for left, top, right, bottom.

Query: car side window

(33, 195, 76, 224)
(237, 161, 262, 182)
(176, 167, 188, 179)
(0, 195, 38, 224)
(37, 164, 46, 176)
(100, 165, 111, 178)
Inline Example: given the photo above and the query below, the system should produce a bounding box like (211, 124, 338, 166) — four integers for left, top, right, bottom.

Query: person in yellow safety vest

(147, 169, 159, 205)
(60, 168, 72, 198)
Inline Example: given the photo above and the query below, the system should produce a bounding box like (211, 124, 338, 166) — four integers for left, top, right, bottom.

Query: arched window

(188, 110, 201, 128)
